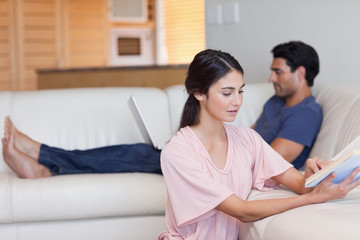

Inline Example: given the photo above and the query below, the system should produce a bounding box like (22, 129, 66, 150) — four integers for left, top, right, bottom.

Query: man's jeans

(39, 143, 161, 175)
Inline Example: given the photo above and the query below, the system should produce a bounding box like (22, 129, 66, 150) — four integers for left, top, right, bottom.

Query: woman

(158, 49, 360, 239)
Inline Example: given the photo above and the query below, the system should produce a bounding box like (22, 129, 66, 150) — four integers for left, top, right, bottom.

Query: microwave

(109, 28, 155, 66)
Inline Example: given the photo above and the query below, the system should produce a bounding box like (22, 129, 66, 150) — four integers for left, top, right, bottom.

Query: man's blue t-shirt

(254, 95, 322, 169)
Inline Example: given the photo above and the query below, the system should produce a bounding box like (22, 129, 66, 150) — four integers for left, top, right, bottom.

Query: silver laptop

(129, 95, 164, 150)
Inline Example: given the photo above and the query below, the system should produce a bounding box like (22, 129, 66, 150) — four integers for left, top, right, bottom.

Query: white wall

(205, 0, 360, 84)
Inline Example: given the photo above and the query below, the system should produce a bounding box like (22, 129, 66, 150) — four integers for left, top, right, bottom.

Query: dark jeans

(39, 143, 162, 175)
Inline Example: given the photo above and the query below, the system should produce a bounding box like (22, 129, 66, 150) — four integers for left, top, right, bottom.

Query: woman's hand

(304, 157, 329, 180)
(308, 167, 360, 203)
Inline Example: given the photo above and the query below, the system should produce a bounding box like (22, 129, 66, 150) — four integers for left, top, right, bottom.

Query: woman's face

(196, 70, 245, 123)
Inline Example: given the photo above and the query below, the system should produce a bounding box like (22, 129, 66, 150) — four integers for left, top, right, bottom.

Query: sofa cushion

(0, 173, 166, 223)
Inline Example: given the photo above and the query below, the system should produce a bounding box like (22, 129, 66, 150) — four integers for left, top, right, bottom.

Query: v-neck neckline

(186, 124, 232, 174)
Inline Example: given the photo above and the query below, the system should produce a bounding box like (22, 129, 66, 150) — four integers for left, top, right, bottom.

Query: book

(305, 149, 360, 188)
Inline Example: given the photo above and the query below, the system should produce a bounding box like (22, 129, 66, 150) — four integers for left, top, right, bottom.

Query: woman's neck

(191, 121, 228, 170)
(191, 121, 226, 144)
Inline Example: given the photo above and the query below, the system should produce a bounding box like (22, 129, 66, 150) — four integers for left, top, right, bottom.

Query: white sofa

(0, 82, 360, 240)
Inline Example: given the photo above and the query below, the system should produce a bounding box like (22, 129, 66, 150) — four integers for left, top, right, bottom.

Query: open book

(305, 150, 360, 187)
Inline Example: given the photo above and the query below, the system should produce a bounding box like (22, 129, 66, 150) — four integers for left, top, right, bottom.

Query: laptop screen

(128, 95, 164, 150)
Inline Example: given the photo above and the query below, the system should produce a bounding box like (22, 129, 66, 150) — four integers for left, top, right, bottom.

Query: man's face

(268, 58, 299, 98)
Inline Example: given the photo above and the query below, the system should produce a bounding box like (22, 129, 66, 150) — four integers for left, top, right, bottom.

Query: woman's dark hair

(179, 49, 244, 129)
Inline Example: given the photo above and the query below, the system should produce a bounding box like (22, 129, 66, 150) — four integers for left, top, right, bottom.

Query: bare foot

(4, 116, 41, 160)
(2, 137, 51, 179)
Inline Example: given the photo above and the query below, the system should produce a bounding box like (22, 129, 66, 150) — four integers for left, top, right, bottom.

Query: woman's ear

(194, 92, 204, 101)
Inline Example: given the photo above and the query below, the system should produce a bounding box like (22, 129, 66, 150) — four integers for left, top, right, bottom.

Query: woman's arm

(216, 191, 314, 223)
(272, 167, 311, 194)
(216, 167, 360, 222)
(272, 157, 331, 195)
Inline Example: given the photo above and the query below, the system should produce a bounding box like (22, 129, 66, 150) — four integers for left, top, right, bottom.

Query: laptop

(128, 95, 165, 150)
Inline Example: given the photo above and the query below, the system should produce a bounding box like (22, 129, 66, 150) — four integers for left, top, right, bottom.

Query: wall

(205, 0, 360, 84)
(0, 0, 154, 91)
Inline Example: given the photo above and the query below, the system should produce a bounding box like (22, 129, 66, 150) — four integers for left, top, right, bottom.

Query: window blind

(164, 0, 205, 64)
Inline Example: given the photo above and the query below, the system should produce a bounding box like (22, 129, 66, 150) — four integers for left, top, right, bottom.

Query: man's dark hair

(272, 41, 319, 86)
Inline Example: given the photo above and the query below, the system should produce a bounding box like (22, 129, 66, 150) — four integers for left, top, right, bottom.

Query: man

(253, 41, 322, 169)
(2, 41, 321, 178)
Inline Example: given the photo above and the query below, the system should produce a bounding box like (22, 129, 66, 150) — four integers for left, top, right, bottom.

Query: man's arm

(251, 124, 304, 164)
(270, 137, 304, 163)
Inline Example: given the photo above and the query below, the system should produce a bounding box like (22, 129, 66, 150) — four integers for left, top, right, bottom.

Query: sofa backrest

(310, 82, 360, 160)
(0, 87, 172, 173)
(1, 82, 359, 174)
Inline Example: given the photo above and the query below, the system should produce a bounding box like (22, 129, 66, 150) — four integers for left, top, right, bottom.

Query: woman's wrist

(299, 191, 319, 205)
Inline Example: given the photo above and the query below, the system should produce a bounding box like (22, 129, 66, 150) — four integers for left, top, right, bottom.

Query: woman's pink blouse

(159, 124, 292, 240)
